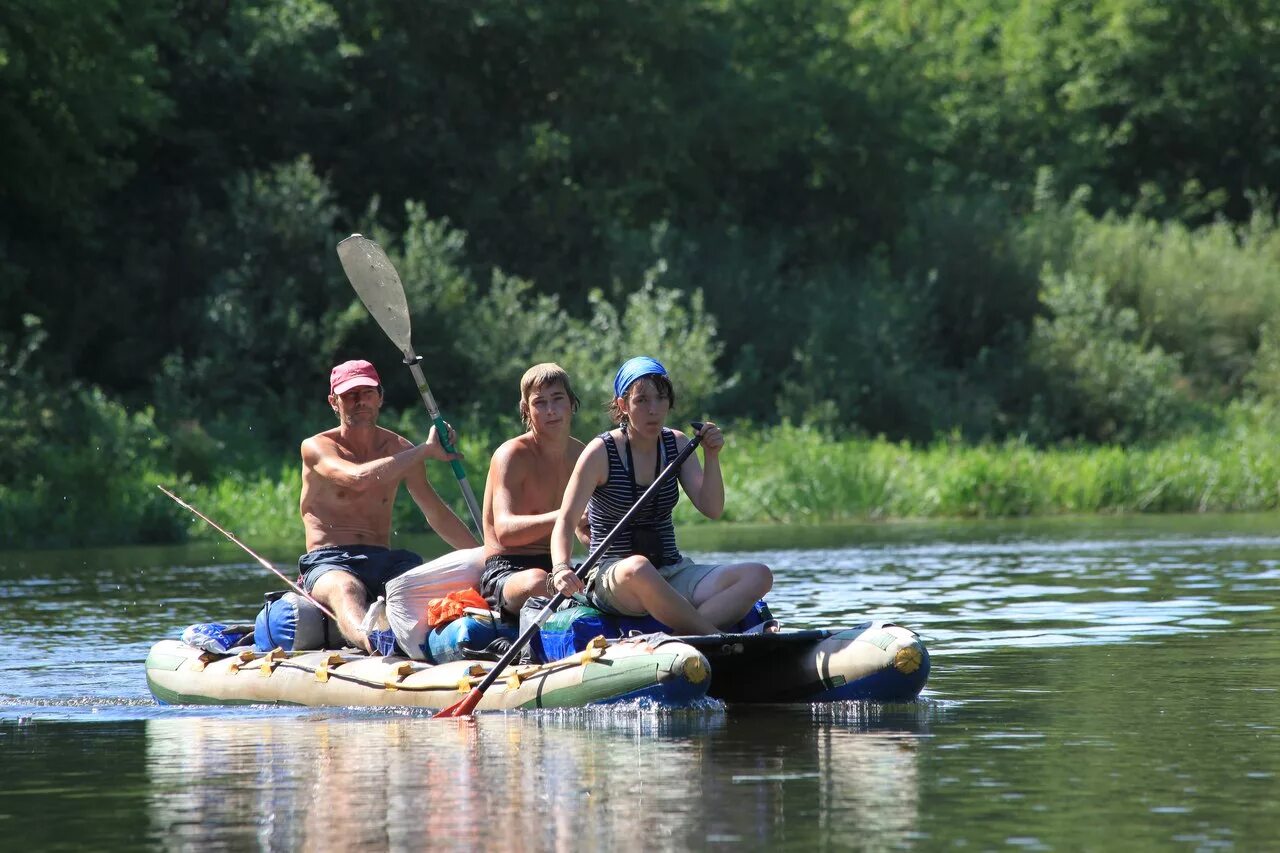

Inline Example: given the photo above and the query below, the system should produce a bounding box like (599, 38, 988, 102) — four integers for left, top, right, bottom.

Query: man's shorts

(480, 554, 549, 615)
(586, 554, 721, 617)
(298, 545, 423, 600)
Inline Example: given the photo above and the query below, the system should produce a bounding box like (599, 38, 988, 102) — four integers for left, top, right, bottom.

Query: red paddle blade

(434, 688, 482, 718)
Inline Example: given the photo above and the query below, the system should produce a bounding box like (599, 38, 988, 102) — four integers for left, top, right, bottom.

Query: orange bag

(426, 588, 491, 628)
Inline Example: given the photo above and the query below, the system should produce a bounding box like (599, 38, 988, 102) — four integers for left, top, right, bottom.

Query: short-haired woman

(548, 356, 775, 633)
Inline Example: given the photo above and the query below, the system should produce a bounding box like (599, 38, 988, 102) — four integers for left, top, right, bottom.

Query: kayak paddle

(336, 233, 483, 534)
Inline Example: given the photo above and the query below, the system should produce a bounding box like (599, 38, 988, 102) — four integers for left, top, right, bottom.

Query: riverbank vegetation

(10, 400, 1280, 551)
(6, 1, 1280, 547)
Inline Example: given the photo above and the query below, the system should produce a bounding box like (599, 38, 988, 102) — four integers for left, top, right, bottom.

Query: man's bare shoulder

(373, 425, 413, 449)
(303, 426, 408, 459)
(301, 428, 340, 461)
(492, 433, 536, 471)
(305, 426, 341, 443)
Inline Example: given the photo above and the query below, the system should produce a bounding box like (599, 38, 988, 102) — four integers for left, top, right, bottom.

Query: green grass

(9, 410, 1280, 551)
(674, 415, 1280, 525)
(187, 413, 1280, 542)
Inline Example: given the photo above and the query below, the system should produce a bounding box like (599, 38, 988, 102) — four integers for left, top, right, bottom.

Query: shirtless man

(480, 363, 586, 619)
(299, 359, 478, 652)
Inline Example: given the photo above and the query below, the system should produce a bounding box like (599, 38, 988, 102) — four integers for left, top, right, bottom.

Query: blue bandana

(613, 356, 668, 398)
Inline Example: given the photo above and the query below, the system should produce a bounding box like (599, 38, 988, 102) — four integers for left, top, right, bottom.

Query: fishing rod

(157, 485, 338, 621)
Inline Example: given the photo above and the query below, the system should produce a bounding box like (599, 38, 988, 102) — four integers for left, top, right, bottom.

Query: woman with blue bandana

(548, 356, 775, 633)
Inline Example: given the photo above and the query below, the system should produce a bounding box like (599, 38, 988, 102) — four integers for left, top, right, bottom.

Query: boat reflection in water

(146, 702, 932, 849)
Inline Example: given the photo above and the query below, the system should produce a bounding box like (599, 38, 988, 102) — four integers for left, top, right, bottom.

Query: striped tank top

(585, 428, 682, 567)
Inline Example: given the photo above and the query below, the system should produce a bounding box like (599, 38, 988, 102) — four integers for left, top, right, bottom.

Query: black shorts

(298, 545, 422, 601)
(480, 554, 550, 615)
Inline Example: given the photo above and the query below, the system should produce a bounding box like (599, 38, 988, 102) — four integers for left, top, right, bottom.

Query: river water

(1, 515, 1277, 850)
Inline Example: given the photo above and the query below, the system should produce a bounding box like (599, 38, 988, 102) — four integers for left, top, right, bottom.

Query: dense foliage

(5, 0, 1280, 546)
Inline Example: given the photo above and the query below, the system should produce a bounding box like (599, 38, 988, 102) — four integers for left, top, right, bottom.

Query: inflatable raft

(683, 623, 928, 703)
(145, 634, 711, 711)
(529, 602, 929, 704)
(144, 620, 928, 710)
(146, 565, 928, 709)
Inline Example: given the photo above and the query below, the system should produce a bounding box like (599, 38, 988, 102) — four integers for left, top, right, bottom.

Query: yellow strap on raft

(314, 654, 346, 683)
(453, 663, 492, 693)
(191, 651, 220, 672)
(259, 648, 286, 677)
(384, 661, 417, 690)
(452, 660, 551, 693)
(577, 635, 608, 665)
(504, 663, 549, 689)
(228, 649, 259, 673)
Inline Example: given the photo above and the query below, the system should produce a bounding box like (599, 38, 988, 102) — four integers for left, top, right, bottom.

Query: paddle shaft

(436, 423, 705, 717)
(403, 352, 482, 531)
(157, 486, 339, 621)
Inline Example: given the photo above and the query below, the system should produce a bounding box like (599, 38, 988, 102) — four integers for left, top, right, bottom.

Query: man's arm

(405, 460, 479, 549)
(302, 427, 456, 493)
(488, 443, 559, 548)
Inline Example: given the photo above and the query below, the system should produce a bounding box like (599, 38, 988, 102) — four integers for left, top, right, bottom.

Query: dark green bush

(0, 317, 184, 547)
(1028, 271, 1189, 443)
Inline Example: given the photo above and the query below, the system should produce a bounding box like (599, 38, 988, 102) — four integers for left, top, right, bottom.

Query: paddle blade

(336, 234, 414, 354)
(434, 688, 482, 718)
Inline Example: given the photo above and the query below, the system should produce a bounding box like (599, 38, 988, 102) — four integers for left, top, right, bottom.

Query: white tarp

(384, 547, 487, 659)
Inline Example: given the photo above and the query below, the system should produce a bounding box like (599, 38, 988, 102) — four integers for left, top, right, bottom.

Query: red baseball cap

(330, 360, 381, 395)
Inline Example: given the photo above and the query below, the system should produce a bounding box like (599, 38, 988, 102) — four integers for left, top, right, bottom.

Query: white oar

(336, 233, 483, 533)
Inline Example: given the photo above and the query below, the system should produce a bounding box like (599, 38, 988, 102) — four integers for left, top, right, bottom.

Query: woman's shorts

(586, 554, 721, 617)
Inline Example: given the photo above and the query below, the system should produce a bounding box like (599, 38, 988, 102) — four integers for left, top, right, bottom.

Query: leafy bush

(1061, 205, 1280, 401)
(893, 193, 1042, 370)
(1245, 320, 1280, 403)
(0, 316, 183, 547)
(1028, 270, 1188, 443)
(777, 264, 945, 440)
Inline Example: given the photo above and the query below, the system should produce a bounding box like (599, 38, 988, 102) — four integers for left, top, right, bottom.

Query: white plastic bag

(384, 547, 486, 659)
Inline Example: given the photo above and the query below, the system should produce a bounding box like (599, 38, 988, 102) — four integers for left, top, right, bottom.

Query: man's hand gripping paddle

(336, 234, 483, 534)
(434, 423, 706, 718)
